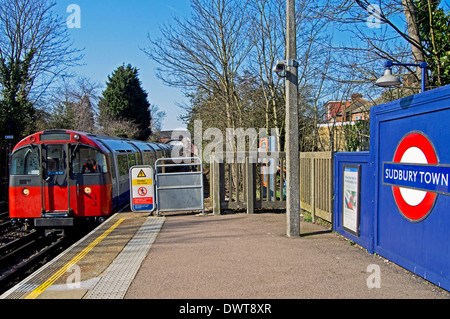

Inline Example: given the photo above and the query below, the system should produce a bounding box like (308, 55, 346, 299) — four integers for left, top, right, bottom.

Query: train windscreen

(10, 146, 40, 175)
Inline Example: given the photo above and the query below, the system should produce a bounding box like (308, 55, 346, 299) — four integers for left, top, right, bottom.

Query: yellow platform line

(25, 218, 125, 299)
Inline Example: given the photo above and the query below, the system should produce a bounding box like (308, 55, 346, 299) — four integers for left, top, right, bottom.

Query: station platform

(0, 209, 164, 299)
(1, 210, 449, 300)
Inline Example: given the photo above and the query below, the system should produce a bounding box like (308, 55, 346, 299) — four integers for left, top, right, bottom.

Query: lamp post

(273, 0, 300, 237)
(375, 60, 428, 92)
(285, 0, 300, 237)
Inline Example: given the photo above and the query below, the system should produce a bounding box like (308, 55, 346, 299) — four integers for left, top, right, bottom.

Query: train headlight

(74, 134, 80, 141)
(22, 188, 30, 196)
(84, 187, 92, 194)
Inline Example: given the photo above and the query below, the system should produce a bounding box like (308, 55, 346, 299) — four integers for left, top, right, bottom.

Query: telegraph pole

(285, 0, 300, 237)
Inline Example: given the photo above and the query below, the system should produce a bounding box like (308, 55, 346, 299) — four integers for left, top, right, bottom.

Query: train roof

(12, 129, 171, 154)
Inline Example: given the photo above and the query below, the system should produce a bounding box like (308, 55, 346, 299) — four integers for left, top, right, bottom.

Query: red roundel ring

(391, 131, 438, 222)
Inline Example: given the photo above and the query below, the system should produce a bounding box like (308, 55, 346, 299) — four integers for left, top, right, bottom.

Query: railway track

(0, 230, 65, 294)
(0, 207, 10, 232)
(0, 216, 97, 295)
(0, 198, 108, 295)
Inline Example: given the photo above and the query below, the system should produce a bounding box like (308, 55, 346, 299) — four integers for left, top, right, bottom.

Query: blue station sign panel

(383, 162, 450, 195)
(370, 85, 450, 292)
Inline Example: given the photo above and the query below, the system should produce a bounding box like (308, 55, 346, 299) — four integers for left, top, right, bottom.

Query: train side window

(72, 146, 108, 174)
(118, 154, 128, 176)
(149, 152, 156, 166)
(11, 146, 40, 175)
(143, 152, 152, 165)
(127, 153, 137, 169)
(96, 153, 108, 173)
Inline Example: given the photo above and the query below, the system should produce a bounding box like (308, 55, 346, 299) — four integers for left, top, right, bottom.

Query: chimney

(351, 93, 362, 101)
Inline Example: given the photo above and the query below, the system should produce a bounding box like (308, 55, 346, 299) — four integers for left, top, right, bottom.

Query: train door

(95, 140, 119, 209)
(42, 144, 70, 214)
(117, 153, 129, 205)
(107, 153, 119, 209)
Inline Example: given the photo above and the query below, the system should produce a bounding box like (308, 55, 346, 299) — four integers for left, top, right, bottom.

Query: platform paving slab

(125, 213, 450, 299)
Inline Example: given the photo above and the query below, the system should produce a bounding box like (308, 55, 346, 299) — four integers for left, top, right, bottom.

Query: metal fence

(155, 157, 204, 214)
(210, 151, 333, 223)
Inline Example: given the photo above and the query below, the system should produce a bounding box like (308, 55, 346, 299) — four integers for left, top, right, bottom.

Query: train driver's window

(72, 146, 108, 174)
(11, 146, 40, 175)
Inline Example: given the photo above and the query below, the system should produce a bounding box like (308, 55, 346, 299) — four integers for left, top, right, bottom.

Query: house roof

(325, 93, 370, 119)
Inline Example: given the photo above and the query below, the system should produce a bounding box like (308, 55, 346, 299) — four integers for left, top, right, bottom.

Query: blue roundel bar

(383, 162, 450, 195)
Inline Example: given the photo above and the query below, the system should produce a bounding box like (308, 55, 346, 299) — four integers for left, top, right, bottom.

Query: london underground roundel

(385, 131, 439, 222)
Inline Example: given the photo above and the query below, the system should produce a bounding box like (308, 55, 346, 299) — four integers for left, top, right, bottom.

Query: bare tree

(98, 116, 140, 139)
(0, 0, 83, 102)
(314, 0, 448, 93)
(354, 0, 427, 89)
(45, 77, 99, 133)
(248, 0, 285, 146)
(142, 0, 252, 133)
(67, 77, 99, 133)
(149, 104, 167, 135)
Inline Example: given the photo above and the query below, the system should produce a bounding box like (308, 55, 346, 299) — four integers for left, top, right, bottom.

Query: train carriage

(9, 129, 171, 235)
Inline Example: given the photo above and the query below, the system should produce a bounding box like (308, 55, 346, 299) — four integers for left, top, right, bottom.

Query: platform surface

(1, 211, 449, 299)
(1, 211, 164, 299)
(126, 213, 450, 299)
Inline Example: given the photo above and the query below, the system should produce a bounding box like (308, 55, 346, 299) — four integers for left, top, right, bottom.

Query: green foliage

(46, 102, 76, 130)
(98, 64, 151, 140)
(0, 48, 37, 140)
(343, 120, 370, 152)
(415, 0, 450, 87)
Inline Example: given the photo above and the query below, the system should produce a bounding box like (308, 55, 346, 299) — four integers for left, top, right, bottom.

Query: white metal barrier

(154, 157, 204, 215)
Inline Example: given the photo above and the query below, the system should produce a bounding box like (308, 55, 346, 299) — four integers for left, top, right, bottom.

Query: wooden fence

(210, 151, 334, 223)
(300, 152, 334, 222)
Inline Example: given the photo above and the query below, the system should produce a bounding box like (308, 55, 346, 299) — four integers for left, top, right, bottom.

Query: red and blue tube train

(9, 130, 172, 234)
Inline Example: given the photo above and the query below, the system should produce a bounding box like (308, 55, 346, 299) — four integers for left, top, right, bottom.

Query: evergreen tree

(0, 48, 36, 140)
(415, 0, 450, 87)
(98, 64, 151, 140)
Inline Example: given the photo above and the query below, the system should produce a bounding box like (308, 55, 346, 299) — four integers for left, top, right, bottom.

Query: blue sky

(52, 1, 450, 131)
(54, 0, 192, 131)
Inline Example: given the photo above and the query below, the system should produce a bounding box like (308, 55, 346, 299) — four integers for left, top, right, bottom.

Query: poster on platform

(342, 165, 361, 236)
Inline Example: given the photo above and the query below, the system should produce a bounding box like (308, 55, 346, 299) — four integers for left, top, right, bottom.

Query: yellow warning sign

(137, 169, 146, 178)
(130, 165, 155, 213)
(132, 178, 152, 186)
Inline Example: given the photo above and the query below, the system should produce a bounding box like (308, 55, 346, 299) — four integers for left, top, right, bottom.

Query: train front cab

(9, 131, 112, 235)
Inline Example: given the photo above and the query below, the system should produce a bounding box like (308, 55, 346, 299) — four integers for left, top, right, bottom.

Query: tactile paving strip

(85, 217, 165, 299)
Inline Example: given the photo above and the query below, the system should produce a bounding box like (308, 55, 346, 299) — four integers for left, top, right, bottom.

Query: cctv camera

(273, 60, 286, 77)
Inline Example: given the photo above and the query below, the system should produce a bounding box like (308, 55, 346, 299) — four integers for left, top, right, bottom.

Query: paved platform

(1, 210, 449, 300)
(125, 212, 449, 299)
(0, 211, 164, 299)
